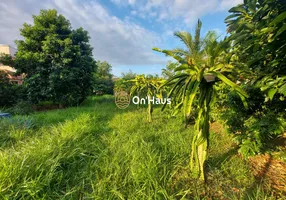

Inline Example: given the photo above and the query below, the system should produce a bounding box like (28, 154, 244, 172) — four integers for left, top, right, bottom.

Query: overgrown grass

(0, 96, 279, 199)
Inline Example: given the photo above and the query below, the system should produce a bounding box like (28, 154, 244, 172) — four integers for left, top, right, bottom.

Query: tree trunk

(147, 103, 152, 122)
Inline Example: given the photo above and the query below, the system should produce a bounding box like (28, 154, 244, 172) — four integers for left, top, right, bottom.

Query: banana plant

(153, 26, 248, 181)
(129, 75, 165, 122)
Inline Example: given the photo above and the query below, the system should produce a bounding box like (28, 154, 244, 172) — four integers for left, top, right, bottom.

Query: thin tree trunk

(147, 103, 152, 122)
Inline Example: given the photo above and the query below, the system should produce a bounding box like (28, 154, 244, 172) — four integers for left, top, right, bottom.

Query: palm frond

(174, 31, 193, 52)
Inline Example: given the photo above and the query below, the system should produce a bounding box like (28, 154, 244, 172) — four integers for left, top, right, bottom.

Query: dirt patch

(210, 121, 225, 134)
(272, 132, 286, 149)
(249, 154, 286, 194)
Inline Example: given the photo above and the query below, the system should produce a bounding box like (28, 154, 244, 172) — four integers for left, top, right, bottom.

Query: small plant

(0, 116, 35, 130)
(7, 101, 34, 115)
(129, 75, 165, 122)
(224, 86, 286, 157)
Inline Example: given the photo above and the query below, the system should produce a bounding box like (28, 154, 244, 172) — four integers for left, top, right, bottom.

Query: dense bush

(0, 116, 35, 132)
(0, 71, 14, 106)
(92, 78, 114, 95)
(222, 85, 286, 157)
(6, 101, 34, 115)
(92, 61, 114, 95)
(0, 71, 27, 107)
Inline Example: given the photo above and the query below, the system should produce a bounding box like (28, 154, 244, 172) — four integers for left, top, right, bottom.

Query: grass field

(0, 96, 279, 199)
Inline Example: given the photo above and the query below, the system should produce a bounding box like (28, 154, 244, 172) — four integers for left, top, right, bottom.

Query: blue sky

(0, 0, 242, 76)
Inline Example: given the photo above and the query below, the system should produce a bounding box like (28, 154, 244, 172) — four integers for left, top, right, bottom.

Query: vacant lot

(0, 96, 280, 199)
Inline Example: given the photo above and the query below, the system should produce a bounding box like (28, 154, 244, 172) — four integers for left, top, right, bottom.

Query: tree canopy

(226, 0, 286, 99)
(14, 9, 96, 106)
(92, 60, 114, 95)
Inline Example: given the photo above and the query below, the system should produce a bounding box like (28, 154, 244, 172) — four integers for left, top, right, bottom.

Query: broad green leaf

(270, 11, 286, 26)
(225, 13, 240, 21)
(174, 64, 191, 72)
(152, 47, 162, 52)
(278, 83, 286, 96)
(229, 6, 246, 14)
(210, 71, 248, 97)
(273, 24, 286, 39)
(268, 88, 277, 100)
(161, 73, 189, 87)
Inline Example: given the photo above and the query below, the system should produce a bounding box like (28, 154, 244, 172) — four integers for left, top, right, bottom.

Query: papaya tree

(153, 21, 248, 181)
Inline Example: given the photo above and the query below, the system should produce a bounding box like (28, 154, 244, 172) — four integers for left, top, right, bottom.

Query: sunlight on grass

(0, 96, 278, 199)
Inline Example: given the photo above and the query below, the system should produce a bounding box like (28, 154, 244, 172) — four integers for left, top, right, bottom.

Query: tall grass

(0, 96, 277, 199)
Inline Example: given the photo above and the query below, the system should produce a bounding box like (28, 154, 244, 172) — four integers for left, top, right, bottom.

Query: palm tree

(171, 20, 204, 66)
(153, 20, 248, 181)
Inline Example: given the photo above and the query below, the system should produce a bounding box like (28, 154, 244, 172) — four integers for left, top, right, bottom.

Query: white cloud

(113, 0, 243, 25)
(0, 0, 166, 68)
(111, 0, 136, 6)
(0, 0, 244, 75)
(128, 0, 136, 5)
(131, 10, 137, 15)
(219, 0, 243, 11)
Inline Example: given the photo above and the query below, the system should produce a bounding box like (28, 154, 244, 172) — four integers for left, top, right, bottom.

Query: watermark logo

(132, 96, 171, 105)
(115, 90, 130, 109)
(115, 90, 172, 109)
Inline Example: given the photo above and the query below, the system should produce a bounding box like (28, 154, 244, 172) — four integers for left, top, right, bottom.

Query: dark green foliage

(92, 60, 114, 95)
(0, 71, 14, 106)
(224, 0, 286, 157)
(14, 9, 96, 106)
(0, 53, 14, 67)
(223, 85, 286, 157)
(226, 0, 286, 98)
(227, 86, 265, 115)
(6, 101, 34, 115)
(0, 71, 26, 107)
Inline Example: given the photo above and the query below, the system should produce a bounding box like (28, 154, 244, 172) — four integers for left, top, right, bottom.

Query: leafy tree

(92, 60, 114, 95)
(0, 54, 26, 107)
(14, 9, 96, 106)
(223, 0, 286, 157)
(114, 70, 136, 93)
(225, 0, 286, 99)
(0, 53, 14, 67)
(0, 71, 14, 106)
(153, 21, 248, 181)
(122, 70, 137, 80)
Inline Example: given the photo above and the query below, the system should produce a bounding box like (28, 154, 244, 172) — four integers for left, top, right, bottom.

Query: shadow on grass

(207, 145, 239, 169)
(0, 96, 142, 199)
(0, 95, 137, 149)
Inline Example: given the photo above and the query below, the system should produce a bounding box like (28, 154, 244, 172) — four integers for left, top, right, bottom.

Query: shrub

(0, 71, 27, 107)
(0, 116, 35, 131)
(223, 85, 286, 157)
(6, 101, 34, 115)
(0, 71, 15, 106)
